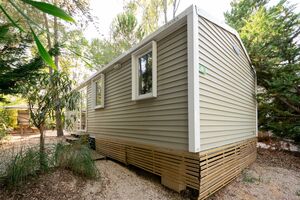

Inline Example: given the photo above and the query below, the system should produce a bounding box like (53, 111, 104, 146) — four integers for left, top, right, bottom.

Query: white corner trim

(187, 6, 200, 152)
(131, 41, 157, 101)
(254, 68, 258, 137)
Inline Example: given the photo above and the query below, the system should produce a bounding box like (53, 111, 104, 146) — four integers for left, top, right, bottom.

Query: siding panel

(198, 17, 256, 151)
(87, 25, 188, 150)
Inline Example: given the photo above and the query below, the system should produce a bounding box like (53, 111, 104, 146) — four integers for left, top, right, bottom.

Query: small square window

(132, 41, 157, 100)
(92, 74, 105, 109)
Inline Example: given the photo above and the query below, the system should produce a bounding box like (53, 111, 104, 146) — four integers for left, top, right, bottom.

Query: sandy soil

(0, 133, 300, 200)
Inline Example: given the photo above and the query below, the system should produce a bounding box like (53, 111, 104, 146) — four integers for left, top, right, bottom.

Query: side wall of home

(198, 15, 256, 151)
(86, 24, 189, 150)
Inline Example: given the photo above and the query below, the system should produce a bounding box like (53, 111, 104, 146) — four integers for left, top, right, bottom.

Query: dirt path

(0, 133, 300, 200)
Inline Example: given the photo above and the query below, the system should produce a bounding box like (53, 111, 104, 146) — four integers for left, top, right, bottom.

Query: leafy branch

(0, 0, 75, 70)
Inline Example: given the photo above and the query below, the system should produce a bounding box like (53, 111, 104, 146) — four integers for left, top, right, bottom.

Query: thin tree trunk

(172, 0, 180, 19)
(163, 0, 167, 24)
(56, 109, 64, 137)
(54, 15, 59, 66)
(43, 13, 52, 74)
(53, 7, 64, 136)
(39, 125, 47, 171)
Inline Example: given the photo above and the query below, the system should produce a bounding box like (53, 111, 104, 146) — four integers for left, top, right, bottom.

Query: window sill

(133, 93, 156, 101)
(94, 105, 104, 110)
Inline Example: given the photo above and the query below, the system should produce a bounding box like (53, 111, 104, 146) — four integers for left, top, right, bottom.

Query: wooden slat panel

(198, 138, 257, 200)
(95, 136, 200, 191)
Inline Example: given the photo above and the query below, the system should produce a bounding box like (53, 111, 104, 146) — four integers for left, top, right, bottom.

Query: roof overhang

(77, 4, 254, 90)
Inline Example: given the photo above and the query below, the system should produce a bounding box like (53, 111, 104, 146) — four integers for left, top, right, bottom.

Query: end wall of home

(197, 14, 257, 151)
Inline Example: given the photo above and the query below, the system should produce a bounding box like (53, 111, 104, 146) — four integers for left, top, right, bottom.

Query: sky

(84, 0, 300, 41)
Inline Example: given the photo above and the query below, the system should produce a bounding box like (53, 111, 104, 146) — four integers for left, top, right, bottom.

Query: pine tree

(225, 0, 300, 142)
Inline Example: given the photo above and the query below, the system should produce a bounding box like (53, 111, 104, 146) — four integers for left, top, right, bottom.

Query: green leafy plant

(53, 142, 99, 179)
(225, 0, 300, 142)
(0, 0, 75, 69)
(2, 147, 44, 187)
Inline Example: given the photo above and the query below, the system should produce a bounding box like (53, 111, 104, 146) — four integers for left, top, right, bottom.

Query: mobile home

(76, 5, 257, 199)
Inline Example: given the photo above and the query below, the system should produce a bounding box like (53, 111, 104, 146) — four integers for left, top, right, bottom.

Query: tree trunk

(163, 0, 167, 24)
(43, 13, 52, 74)
(53, 10, 64, 136)
(55, 108, 64, 137)
(54, 15, 59, 66)
(172, 0, 180, 19)
(39, 125, 47, 171)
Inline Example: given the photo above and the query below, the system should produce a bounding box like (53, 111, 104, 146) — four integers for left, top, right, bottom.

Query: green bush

(53, 142, 99, 179)
(0, 128, 7, 140)
(2, 148, 44, 187)
(0, 109, 17, 129)
(0, 143, 98, 188)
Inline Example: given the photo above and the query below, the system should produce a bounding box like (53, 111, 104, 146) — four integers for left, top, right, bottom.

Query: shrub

(0, 109, 17, 129)
(2, 147, 46, 187)
(0, 142, 98, 188)
(53, 142, 99, 179)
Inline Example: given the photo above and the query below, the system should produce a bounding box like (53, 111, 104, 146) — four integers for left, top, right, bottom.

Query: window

(77, 87, 87, 131)
(92, 74, 105, 109)
(132, 41, 157, 100)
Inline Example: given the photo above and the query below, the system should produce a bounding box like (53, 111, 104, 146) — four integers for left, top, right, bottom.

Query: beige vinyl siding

(198, 16, 256, 151)
(87, 25, 189, 150)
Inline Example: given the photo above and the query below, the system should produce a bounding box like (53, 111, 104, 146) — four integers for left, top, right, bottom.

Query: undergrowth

(54, 142, 99, 179)
(0, 142, 98, 188)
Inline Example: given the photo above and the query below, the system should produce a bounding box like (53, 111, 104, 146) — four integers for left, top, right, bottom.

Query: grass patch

(296, 190, 300, 196)
(242, 173, 258, 183)
(0, 142, 98, 188)
(1, 147, 47, 187)
(53, 142, 99, 179)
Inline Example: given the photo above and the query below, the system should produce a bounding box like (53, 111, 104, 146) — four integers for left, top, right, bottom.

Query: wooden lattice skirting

(95, 137, 257, 199)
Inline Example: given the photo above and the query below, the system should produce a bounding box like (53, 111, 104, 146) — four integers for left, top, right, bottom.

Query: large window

(92, 74, 105, 109)
(77, 87, 87, 131)
(132, 41, 157, 100)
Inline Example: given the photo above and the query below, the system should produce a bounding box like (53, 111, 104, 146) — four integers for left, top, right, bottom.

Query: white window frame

(92, 74, 105, 109)
(77, 87, 87, 132)
(131, 41, 157, 101)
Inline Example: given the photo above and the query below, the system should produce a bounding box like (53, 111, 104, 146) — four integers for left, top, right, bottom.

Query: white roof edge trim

(77, 4, 255, 90)
(195, 5, 255, 72)
(76, 5, 194, 90)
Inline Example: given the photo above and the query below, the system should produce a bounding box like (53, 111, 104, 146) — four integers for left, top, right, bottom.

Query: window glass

(95, 80, 102, 106)
(138, 51, 152, 95)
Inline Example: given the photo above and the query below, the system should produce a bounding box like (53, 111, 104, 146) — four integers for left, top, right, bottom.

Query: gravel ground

(1, 133, 300, 200)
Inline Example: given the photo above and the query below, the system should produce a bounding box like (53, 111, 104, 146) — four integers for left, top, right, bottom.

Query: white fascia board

(187, 5, 200, 153)
(195, 6, 254, 71)
(77, 5, 194, 90)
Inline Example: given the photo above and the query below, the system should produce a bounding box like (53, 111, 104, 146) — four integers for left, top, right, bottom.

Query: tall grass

(1, 142, 98, 188)
(2, 147, 43, 187)
(53, 142, 99, 179)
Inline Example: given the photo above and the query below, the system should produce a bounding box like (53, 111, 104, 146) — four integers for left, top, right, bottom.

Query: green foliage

(22, 0, 75, 23)
(30, 27, 57, 70)
(225, 0, 300, 142)
(53, 142, 99, 179)
(0, 0, 75, 69)
(2, 147, 44, 187)
(0, 23, 46, 96)
(21, 72, 79, 129)
(0, 108, 17, 140)
(1, 142, 98, 187)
